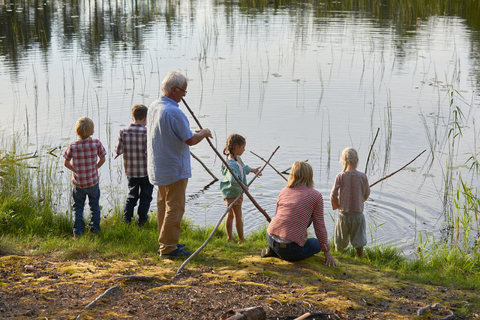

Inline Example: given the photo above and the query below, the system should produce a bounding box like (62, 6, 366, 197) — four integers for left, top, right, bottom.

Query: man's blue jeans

(124, 176, 153, 224)
(266, 232, 321, 262)
(72, 183, 101, 236)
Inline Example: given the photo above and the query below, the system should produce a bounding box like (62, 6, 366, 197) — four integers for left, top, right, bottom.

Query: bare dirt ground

(0, 251, 477, 319)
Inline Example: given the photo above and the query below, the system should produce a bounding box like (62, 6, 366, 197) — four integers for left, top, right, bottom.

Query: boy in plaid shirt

(64, 117, 107, 237)
(115, 104, 153, 226)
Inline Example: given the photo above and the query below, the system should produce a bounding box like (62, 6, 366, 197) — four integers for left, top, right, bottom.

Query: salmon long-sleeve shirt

(267, 186, 331, 252)
(330, 170, 370, 213)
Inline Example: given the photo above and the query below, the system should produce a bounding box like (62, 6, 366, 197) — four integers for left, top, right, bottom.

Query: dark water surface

(2, 0, 480, 250)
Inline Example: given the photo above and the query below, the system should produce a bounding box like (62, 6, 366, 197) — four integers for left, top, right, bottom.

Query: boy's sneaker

(260, 247, 278, 258)
(160, 248, 191, 259)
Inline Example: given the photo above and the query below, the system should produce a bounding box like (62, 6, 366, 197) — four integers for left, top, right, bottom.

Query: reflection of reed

(383, 91, 393, 176)
(315, 63, 324, 116)
(33, 67, 38, 147)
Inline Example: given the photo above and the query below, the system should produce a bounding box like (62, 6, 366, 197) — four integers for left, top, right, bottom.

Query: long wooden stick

(370, 150, 426, 187)
(365, 127, 380, 174)
(182, 98, 270, 222)
(250, 151, 288, 182)
(190, 151, 218, 181)
(176, 146, 279, 275)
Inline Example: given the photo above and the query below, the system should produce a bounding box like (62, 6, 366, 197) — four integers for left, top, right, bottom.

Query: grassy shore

(1, 142, 480, 318)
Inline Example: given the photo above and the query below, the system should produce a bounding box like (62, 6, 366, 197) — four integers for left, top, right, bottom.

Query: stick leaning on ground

(182, 98, 271, 222)
(369, 150, 426, 188)
(176, 146, 280, 275)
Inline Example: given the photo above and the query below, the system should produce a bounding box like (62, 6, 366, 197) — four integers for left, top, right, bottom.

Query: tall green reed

(0, 137, 71, 236)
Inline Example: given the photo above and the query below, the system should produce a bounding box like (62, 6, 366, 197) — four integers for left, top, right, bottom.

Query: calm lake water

(1, 0, 480, 251)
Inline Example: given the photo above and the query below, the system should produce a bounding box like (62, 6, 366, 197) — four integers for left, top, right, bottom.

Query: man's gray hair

(161, 72, 188, 94)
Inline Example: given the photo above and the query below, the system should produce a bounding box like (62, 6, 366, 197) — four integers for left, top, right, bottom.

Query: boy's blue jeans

(72, 183, 101, 236)
(124, 176, 153, 224)
(266, 232, 321, 262)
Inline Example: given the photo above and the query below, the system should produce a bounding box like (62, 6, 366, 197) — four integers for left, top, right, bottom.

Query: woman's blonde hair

(340, 147, 359, 172)
(287, 161, 314, 188)
(75, 117, 94, 139)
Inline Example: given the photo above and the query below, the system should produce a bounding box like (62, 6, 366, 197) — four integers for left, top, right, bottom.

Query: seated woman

(261, 161, 337, 266)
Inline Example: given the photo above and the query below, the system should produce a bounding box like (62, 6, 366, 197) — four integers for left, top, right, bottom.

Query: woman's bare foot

(227, 238, 236, 242)
(238, 238, 246, 244)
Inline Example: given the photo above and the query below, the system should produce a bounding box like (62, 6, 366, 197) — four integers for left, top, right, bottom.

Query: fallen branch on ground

(112, 275, 155, 282)
(75, 286, 120, 319)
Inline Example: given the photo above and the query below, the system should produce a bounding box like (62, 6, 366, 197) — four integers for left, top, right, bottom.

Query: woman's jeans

(266, 233, 321, 262)
(72, 183, 101, 236)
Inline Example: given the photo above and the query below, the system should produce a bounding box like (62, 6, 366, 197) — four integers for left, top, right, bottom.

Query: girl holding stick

(220, 134, 262, 243)
(330, 148, 370, 258)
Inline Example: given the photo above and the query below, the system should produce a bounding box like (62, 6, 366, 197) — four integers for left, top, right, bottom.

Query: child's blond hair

(75, 117, 94, 139)
(223, 134, 246, 157)
(287, 161, 314, 188)
(132, 104, 148, 120)
(340, 147, 359, 172)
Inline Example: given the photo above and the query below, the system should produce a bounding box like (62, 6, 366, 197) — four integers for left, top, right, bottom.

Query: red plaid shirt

(267, 186, 331, 252)
(114, 124, 148, 178)
(64, 137, 107, 188)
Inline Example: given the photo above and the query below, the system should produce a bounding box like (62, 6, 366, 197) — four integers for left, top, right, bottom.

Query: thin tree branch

(365, 127, 380, 174)
(370, 150, 426, 187)
(250, 151, 287, 182)
(190, 151, 218, 181)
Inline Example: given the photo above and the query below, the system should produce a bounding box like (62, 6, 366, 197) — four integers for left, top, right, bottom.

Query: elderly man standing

(147, 72, 212, 258)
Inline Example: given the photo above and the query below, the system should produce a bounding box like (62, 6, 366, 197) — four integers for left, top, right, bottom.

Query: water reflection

(1, 0, 480, 249)
(3, 0, 480, 78)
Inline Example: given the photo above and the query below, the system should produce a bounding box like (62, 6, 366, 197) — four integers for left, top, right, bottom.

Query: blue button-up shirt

(147, 96, 194, 186)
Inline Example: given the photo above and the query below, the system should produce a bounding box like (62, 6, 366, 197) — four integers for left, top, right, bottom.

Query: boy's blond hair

(287, 161, 314, 188)
(340, 147, 359, 172)
(132, 104, 148, 121)
(75, 117, 94, 139)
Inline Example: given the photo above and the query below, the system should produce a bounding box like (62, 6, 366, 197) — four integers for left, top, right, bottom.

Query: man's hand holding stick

(182, 98, 271, 222)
